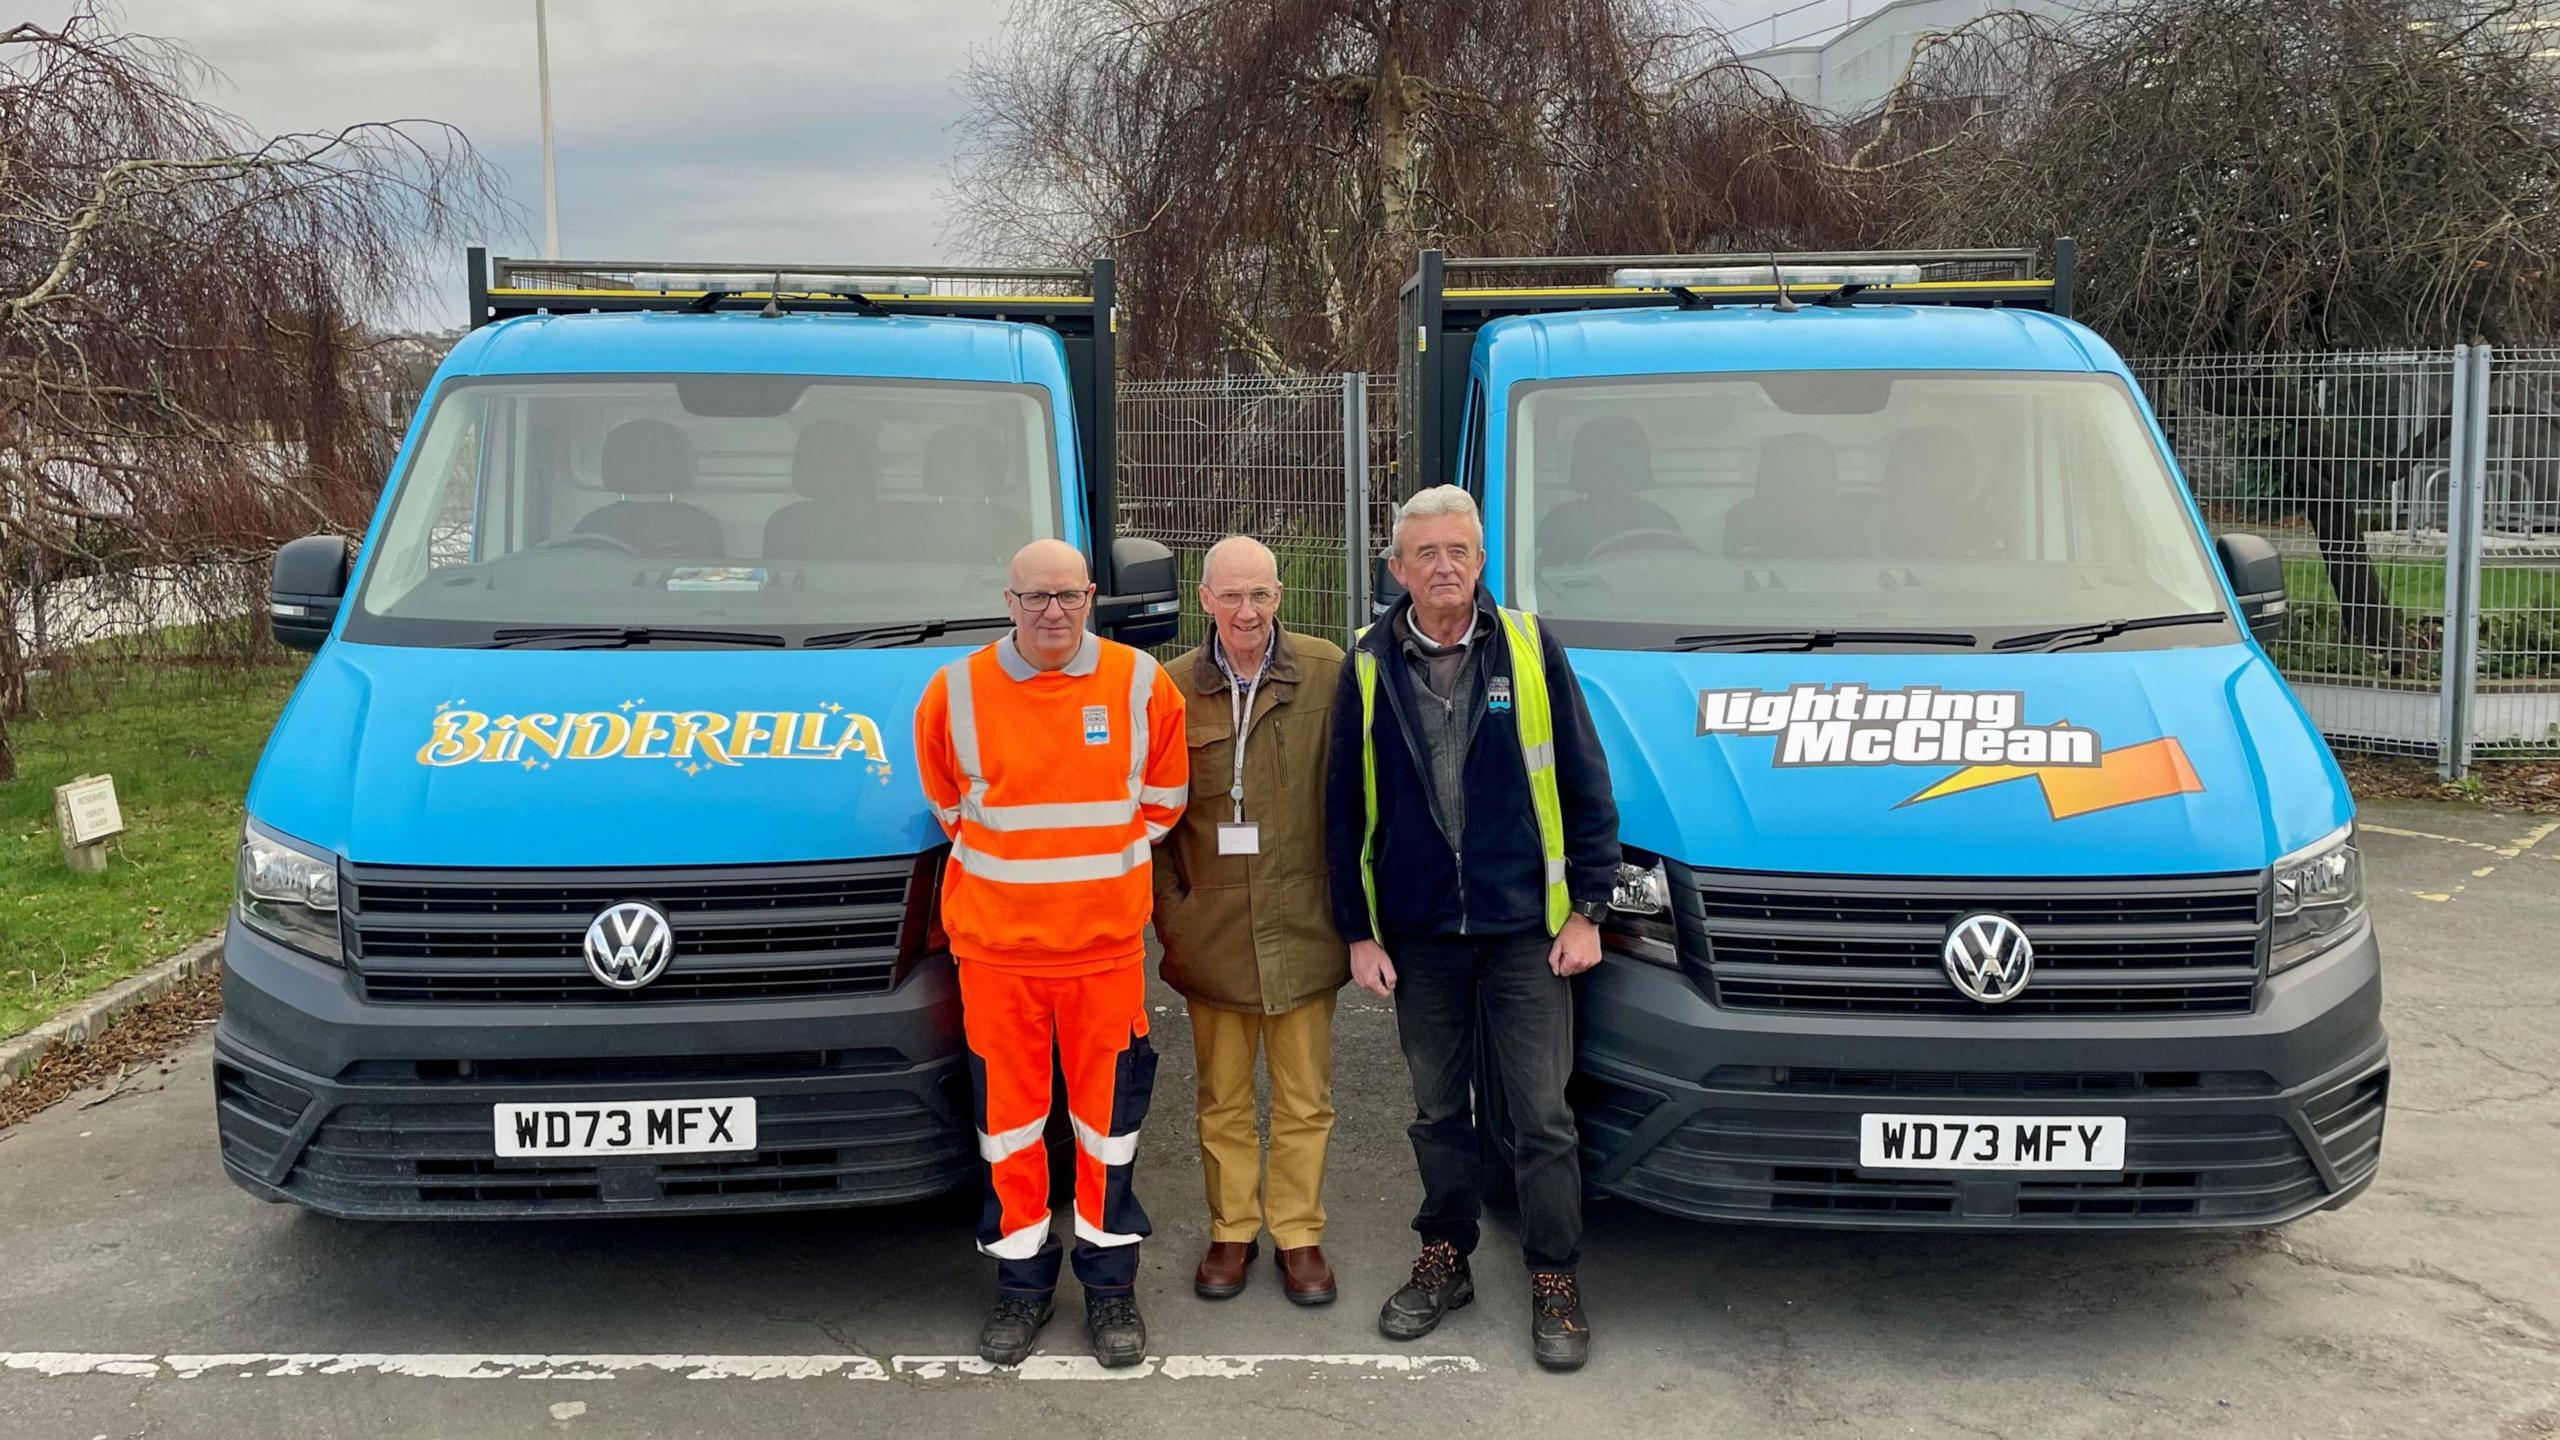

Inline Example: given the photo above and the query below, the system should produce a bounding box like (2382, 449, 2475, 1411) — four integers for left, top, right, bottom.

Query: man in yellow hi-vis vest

(1323, 485, 1620, 1373)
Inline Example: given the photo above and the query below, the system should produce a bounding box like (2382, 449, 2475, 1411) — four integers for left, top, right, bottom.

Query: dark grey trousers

(1389, 930, 1583, 1273)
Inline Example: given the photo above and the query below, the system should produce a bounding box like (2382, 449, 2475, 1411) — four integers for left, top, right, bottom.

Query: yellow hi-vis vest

(1354, 607, 1569, 939)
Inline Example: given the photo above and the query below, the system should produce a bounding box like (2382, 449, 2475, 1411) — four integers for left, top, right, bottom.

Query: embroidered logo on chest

(1083, 704, 1111, 745)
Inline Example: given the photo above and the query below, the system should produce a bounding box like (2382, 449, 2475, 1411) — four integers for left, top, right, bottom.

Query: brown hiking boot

(1530, 1271, 1590, 1372)
(1378, 1240, 1471, 1341)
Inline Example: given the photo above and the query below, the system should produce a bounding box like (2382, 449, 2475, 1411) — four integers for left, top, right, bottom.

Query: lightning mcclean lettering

(1696, 684, 2099, 769)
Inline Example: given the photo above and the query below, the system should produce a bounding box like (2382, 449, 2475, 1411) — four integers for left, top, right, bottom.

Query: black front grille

(339, 1050, 910, 1084)
(1701, 1066, 2281, 1097)
(283, 1089, 973, 1210)
(344, 858, 919, 1006)
(1678, 867, 2267, 1018)
(1578, 1074, 2334, 1225)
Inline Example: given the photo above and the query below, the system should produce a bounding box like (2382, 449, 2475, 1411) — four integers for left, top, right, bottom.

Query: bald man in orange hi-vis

(915, 538, 1189, 1369)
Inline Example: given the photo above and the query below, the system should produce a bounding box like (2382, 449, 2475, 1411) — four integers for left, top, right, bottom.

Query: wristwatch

(1570, 897, 1611, 925)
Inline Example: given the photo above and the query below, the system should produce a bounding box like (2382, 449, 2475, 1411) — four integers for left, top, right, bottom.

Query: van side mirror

(1098, 535, 1180, 646)
(271, 535, 353, 651)
(1370, 554, 1406, 624)
(2215, 532, 2288, 645)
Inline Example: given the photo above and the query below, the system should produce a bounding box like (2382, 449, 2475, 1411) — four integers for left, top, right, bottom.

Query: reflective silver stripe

(1137, 784, 1188, 810)
(930, 803, 960, 828)
(943, 656, 995, 829)
(1546, 858, 1569, 885)
(978, 1115, 1048, 1165)
(942, 656, 982, 780)
(980, 1215, 1052, 1260)
(1072, 1213, 1144, 1248)
(1523, 740, 1556, 773)
(1144, 820, 1172, 843)
(964, 796, 1138, 832)
(1124, 650, 1159, 807)
(1069, 1114, 1140, 1168)
(952, 838, 1152, 886)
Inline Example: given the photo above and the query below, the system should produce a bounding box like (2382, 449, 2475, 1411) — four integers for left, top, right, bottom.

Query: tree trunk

(0, 569, 21, 782)
(1373, 48, 1419, 247)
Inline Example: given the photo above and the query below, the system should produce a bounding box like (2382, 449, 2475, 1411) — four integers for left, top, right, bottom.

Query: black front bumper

(214, 917, 975, 1219)
(1575, 918, 2388, 1229)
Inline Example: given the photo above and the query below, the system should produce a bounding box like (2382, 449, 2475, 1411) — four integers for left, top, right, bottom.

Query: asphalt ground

(1, 799, 2555, 1439)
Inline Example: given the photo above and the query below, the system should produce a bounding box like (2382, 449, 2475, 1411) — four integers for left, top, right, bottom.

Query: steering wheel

(533, 530, 646, 557)
(1582, 528, 1704, 561)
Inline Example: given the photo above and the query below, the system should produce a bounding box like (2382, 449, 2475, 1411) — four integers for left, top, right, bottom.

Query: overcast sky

(95, 0, 1807, 330)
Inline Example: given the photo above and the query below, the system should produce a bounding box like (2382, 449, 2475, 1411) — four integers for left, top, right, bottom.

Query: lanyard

(1223, 639, 1273, 823)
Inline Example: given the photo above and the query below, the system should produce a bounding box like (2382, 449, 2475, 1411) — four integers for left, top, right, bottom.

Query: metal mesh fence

(2130, 351, 2462, 758)
(2473, 347, 2560, 757)
(1115, 374, 1396, 651)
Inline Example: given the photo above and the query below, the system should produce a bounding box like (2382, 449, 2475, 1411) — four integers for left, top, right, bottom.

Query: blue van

(217, 253, 1176, 1217)
(1397, 246, 2386, 1228)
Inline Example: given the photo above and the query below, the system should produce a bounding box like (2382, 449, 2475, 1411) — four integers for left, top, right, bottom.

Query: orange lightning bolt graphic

(1899, 736, 2205, 821)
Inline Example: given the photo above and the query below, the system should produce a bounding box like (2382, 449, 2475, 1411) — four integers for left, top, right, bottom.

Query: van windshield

(1506, 371, 2232, 648)
(346, 374, 1061, 647)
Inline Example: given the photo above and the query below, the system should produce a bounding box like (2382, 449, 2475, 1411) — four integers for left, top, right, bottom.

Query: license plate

(1858, 1113, 2125, 1172)
(493, 1098, 757, 1158)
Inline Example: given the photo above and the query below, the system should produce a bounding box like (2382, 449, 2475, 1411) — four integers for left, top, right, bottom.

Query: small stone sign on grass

(52, 774, 124, 874)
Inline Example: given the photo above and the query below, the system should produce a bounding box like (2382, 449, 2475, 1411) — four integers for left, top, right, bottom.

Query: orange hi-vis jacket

(916, 630, 1189, 973)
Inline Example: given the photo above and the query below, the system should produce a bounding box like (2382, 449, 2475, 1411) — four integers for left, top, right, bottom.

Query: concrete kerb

(0, 934, 222, 1089)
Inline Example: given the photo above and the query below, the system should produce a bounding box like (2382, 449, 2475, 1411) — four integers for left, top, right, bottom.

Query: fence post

(2457, 345, 2493, 775)
(1343, 371, 1370, 638)
(2438, 345, 2487, 779)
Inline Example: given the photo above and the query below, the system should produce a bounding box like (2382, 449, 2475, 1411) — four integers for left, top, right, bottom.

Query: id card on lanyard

(1217, 639, 1272, 856)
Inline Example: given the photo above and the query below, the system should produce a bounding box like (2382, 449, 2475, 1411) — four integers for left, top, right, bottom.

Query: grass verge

(1, 662, 303, 1040)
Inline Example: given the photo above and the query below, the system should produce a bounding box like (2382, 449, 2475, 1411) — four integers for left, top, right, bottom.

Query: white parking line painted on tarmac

(0, 1352, 1483, 1383)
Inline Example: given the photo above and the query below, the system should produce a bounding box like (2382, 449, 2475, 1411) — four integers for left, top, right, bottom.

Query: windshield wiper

(1990, 612, 2229, 653)
(474, 625, 788, 650)
(802, 616, 1011, 650)
(1655, 628, 1980, 653)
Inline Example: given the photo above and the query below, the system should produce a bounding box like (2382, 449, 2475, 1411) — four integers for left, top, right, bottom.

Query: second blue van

(1396, 245, 2386, 1228)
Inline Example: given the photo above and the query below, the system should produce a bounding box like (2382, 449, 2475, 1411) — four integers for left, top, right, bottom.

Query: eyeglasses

(1207, 586, 1281, 611)
(1009, 588, 1093, 613)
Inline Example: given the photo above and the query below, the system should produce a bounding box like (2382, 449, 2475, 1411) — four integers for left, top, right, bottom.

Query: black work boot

(1530, 1271, 1590, 1372)
(1377, 1240, 1473, 1341)
(1086, 1290, 1148, 1368)
(978, 1292, 1055, 1367)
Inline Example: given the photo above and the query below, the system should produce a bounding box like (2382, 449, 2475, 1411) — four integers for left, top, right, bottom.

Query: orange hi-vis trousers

(961, 958, 1157, 1296)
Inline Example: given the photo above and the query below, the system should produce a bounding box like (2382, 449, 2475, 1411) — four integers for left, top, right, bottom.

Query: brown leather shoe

(1194, 1240, 1257, 1299)
(1276, 1244, 1338, 1306)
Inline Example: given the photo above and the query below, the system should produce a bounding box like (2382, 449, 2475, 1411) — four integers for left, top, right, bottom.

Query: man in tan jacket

(1153, 534, 1349, 1306)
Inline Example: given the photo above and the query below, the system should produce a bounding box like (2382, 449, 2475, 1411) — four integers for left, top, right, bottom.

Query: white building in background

(1741, 0, 2560, 117)
(1737, 0, 2088, 117)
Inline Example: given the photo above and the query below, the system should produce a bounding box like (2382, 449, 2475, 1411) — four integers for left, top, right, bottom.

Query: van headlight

(237, 821, 343, 964)
(2270, 824, 2362, 973)
(1607, 852, 1677, 966)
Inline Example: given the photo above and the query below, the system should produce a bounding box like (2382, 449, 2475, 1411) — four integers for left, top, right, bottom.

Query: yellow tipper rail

(466, 250, 1109, 327)
(1442, 278, 2058, 304)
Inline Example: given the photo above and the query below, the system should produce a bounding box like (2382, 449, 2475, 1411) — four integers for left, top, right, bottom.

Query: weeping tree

(1859, 0, 2560, 659)
(952, 0, 1854, 375)
(0, 10, 503, 779)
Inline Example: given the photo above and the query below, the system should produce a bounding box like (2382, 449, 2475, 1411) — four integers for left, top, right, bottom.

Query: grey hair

(1391, 484, 1484, 554)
